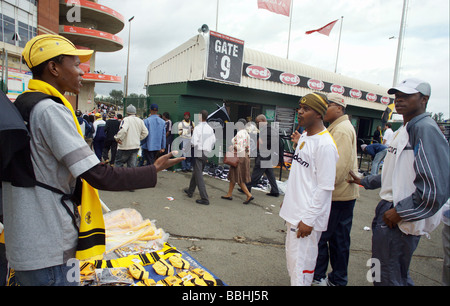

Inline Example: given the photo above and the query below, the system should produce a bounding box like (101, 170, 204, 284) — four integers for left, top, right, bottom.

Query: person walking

(85, 114, 95, 149)
(75, 109, 92, 141)
(184, 110, 216, 205)
(280, 92, 339, 286)
(163, 112, 173, 154)
(114, 104, 148, 168)
(102, 111, 120, 165)
(242, 114, 280, 197)
(312, 93, 359, 286)
(348, 78, 449, 286)
(142, 104, 166, 165)
(0, 34, 183, 286)
(222, 119, 254, 204)
(92, 112, 106, 160)
(382, 122, 394, 146)
(178, 112, 195, 172)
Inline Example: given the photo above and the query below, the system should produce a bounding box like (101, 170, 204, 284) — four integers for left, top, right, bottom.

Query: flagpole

(393, 0, 408, 86)
(334, 16, 343, 73)
(286, 0, 293, 59)
(216, 0, 220, 31)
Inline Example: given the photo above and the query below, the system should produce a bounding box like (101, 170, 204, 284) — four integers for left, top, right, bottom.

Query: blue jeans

(15, 263, 79, 286)
(370, 149, 387, 175)
(115, 149, 139, 168)
(180, 140, 192, 170)
(314, 199, 356, 286)
(371, 200, 420, 286)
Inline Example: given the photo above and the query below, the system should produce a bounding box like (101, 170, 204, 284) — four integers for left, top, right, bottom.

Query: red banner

(305, 19, 339, 36)
(257, 0, 291, 17)
(82, 73, 121, 83)
(62, 25, 123, 44)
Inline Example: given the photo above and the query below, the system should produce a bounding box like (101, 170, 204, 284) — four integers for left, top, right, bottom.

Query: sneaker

(311, 278, 328, 286)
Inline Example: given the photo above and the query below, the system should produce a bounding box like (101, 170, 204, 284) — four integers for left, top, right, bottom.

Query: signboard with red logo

(241, 63, 394, 105)
(307, 79, 324, 91)
(330, 84, 345, 95)
(350, 88, 362, 99)
(246, 65, 271, 80)
(366, 92, 378, 102)
(206, 31, 244, 85)
(280, 72, 300, 86)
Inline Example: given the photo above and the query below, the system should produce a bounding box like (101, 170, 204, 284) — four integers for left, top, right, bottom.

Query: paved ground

(99, 168, 445, 286)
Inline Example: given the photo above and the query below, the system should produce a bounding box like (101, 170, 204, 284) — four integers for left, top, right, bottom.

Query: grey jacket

(362, 113, 449, 223)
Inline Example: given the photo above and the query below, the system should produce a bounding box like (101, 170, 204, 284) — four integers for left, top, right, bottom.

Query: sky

(94, 0, 450, 118)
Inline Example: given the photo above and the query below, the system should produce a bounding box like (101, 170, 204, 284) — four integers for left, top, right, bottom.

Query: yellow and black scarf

(26, 79, 105, 260)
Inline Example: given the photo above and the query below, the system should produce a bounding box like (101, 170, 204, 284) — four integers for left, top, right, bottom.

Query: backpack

(0, 91, 82, 230)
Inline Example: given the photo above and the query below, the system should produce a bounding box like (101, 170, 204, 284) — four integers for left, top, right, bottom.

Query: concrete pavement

(99, 169, 445, 286)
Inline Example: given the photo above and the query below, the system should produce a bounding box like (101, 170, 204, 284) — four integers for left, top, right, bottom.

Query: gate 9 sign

(206, 31, 244, 85)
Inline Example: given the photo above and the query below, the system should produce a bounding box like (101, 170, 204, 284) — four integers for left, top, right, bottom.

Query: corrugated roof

(146, 34, 391, 111)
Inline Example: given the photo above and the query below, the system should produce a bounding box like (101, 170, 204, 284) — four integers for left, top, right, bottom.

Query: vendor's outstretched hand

(347, 170, 361, 185)
(154, 151, 185, 172)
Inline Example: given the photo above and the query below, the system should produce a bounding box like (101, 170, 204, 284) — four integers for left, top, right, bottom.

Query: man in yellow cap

(280, 92, 339, 286)
(1, 34, 183, 286)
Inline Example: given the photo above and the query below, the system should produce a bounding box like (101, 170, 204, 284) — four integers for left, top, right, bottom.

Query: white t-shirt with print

(379, 124, 407, 202)
(279, 129, 339, 232)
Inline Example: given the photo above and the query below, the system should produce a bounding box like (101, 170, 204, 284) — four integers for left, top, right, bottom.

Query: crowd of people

(0, 34, 449, 287)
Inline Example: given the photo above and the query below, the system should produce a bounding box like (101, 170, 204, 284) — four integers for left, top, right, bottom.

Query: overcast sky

(94, 0, 449, 118)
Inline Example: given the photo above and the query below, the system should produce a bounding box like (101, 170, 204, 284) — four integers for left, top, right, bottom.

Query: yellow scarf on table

(26, 79, 105, 260)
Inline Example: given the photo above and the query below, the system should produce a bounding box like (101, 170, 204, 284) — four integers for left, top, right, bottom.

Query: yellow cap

(22, 34, 93, 68)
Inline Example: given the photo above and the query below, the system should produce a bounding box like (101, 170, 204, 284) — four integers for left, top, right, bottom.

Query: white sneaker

(311, 278, 328, 286)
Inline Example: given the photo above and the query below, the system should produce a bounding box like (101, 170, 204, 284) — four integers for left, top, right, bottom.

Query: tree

(109, 89, 124, 106)
(432, 112, 444, 123)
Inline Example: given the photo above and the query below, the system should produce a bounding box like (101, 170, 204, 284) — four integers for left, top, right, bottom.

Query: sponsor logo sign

(366, 92, 377, 102)
(307, 79, 324, 91)
(330, 84, 345, 94)
(246, 65, 271, 80)
(350, 88, 362, 99)
(380, 96, 390, 105)
(279, 72, 300, 85)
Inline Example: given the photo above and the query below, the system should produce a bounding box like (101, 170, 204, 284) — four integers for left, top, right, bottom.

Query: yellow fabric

(135, 279, 156, 286)
(191, 268, 217, 286)
(168, 253, 190, 270)
(128, 263, 149, 280)
(81, 243, 180, 270)
(22, 34, 93, 68)
(153, 258, 174, 276)
(25, 79, 105, 260)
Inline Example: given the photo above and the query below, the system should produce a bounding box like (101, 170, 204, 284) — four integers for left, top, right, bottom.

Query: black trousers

(246, 158, 279, 194)
(102, 139, 118, 164)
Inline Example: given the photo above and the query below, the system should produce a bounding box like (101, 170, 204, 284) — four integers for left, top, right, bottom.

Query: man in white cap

(313, 93, 359, 286)
(114, 104, 148, 168)
(349, 78, 449, 285)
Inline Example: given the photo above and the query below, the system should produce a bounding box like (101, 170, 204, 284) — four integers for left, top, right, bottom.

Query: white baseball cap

(388, 78, 431, 96)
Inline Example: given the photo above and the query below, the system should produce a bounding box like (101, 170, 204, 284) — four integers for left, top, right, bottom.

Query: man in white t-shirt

(382, 123, 394, 146)
(280, 93, 339, 286)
